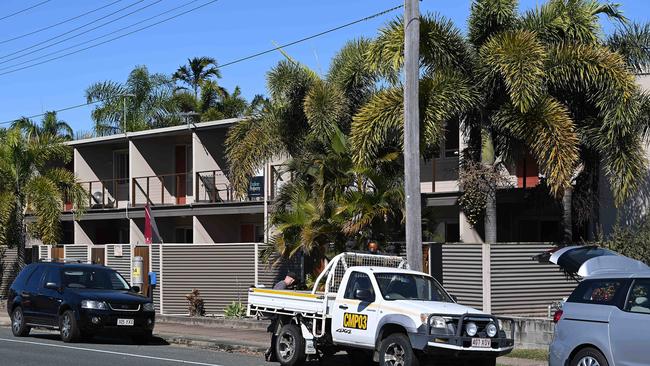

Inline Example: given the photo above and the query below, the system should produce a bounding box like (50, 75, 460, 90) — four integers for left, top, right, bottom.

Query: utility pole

(404, 0, 422, 272)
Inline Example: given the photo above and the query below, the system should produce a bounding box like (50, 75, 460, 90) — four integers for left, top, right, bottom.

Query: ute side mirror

(355, 289, 373, 302)
(131, 286, 141, 293)
(45, 282, 60, 291)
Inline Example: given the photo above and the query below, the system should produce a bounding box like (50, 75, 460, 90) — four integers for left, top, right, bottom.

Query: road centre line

(0, 338, 225, 366)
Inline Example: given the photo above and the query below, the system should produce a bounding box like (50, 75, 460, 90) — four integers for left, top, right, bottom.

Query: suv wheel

(275, 324, 306, 366)
(571, 347, 608, 366)
(59, 310, 81, 343)
(379, 333, 419, 366)
(11, 307, 30, 337)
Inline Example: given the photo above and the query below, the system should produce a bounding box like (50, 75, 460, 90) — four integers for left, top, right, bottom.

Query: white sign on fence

(115, 245, 123, 257)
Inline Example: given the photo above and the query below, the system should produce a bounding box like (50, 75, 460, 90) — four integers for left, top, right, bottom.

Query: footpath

(0, 314, 544, 366)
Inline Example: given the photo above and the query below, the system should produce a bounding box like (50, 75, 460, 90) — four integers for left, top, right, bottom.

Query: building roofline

(66, 117, 242, 147)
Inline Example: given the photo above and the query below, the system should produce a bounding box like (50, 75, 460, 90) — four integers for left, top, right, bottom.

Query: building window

(175, 227, 192, 243)
(113, 150, 129, 184)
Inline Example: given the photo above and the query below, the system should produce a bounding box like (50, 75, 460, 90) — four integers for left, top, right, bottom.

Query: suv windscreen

(375, 273, 452, 302)
(62, 268, 130, 290)
(568, 279, 627, 305)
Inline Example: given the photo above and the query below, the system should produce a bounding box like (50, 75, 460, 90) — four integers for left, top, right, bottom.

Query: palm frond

(468, 0, 518, 48)
(493, 97, 579, 196)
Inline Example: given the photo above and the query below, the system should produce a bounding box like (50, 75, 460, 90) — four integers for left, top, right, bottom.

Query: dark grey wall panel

(491, 244, 577, 316)
(440, 244, 483, 311)
(106, 244, 131, 283)
(0, 246, 18, 298)
(65, 245, 88, 262)
(161, 244, 257, 315)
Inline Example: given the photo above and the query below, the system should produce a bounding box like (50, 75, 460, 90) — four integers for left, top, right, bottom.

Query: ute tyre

(11, 306, 30, 337)
(379, 333, 419, 366)
(275, 324, 306, 366)
(59, 310, 81, 343)
(570, 347, 608, 366)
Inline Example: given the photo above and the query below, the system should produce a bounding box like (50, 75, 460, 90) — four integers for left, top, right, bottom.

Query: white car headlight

(465, 321, 478, 336)
(81, 300, 107, 310)
(142, 302, 155, 312)
(486, 322, 498, 337)
(429, 316, 446, 329)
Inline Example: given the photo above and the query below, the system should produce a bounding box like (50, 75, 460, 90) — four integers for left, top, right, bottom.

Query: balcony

(79, 179, 129, 209)
(195, 170, 245, 203)
(132, 172, 191, 206)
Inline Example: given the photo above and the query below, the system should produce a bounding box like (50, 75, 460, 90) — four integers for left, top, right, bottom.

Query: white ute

(248, 253, 515, 366)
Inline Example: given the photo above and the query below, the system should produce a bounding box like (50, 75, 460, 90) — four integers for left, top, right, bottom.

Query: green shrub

(598, 219, 650, 264)
(224, 301, 246, 318)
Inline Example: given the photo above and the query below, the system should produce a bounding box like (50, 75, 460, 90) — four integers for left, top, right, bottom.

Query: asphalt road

(0, 327, 276, 366)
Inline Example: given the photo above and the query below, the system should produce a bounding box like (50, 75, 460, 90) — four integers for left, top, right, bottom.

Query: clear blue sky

(0, 0, 648, 133)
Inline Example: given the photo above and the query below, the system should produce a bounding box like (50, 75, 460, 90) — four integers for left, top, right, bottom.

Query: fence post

(159, 244, 164, 315)
(482, 242, 492, 313)
(254, 242, 259, 287)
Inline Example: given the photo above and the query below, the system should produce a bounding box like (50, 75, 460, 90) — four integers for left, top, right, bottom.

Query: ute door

(533, 245, 649, 278)
(610, 278, 650, 366)
(332, 271, 380, 347)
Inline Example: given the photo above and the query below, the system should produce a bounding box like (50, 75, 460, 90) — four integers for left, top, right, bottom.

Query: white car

(248, 253, 514, 366)
(540, 246, 650, 366)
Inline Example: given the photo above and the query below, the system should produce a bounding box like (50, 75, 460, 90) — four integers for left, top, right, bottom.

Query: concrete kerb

(156, 315, 270, 331)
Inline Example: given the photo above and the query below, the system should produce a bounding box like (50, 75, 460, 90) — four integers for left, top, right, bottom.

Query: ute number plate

(471, 338, 491, 348)
(117, 318, 134, 326)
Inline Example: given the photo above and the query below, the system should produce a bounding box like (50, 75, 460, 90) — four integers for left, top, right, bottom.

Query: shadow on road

(27, 331, 170, 346)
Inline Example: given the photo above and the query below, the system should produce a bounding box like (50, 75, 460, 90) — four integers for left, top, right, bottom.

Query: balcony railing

(132, 172, 191, 206)
(195, 170, 239, 203)
(79, 179, 129, 209)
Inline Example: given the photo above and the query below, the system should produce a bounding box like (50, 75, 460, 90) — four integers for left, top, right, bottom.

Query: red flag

(144, 203, 153, 244)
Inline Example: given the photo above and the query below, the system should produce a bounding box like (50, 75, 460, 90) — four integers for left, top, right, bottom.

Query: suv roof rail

(37, 258, 91, 264)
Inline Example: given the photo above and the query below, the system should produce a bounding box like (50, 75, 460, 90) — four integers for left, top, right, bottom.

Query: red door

(240, 224, 255, 242)
(175, 145, 187, 204)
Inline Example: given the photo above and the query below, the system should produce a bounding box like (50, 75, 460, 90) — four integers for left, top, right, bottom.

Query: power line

(0, 0, 163, 65)
(220, 4, 404, 69)
(0, 0, 219, 77)
(0, 0, 148, 61)
(0, 0, 124, 45)
(0, 0, 202, 72)
(0, 3, 402, 125)
(0, 0, 53, 22)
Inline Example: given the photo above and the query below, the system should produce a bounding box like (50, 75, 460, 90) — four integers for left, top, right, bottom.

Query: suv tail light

(553, 309, 563, 324)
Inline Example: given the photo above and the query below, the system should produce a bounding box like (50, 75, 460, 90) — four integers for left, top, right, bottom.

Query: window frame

(567, 278, 631, 309)
(343, 271, 376, 302)
(623, 278, 650, 315)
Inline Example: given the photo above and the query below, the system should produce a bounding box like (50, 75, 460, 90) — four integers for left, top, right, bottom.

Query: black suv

(6, 262, 155, 343)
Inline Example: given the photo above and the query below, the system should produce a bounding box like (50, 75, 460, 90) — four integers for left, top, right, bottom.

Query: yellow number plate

(343, 312, 368, 330)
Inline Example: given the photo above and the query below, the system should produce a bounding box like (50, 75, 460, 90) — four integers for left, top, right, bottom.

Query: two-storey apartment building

(58, 118, 277, 250)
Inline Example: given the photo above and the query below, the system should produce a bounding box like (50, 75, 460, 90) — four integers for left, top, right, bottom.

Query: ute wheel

(348, 349, 376, 365)
(570, 347, 609, 366)
(133, 330, 153, 345)
(379, 333, 419, 366)
(59, 310, 81, 343)
(275, 324, 306, 366)
(11, 306, 30, 337)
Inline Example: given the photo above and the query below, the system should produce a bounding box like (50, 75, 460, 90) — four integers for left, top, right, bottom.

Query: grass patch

(507, 348, 549, 361)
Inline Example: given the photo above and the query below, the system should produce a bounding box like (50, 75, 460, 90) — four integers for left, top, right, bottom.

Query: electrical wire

(0, 0, 148, 61)
(0, 0, 123, 45)
(0, 0, 53, 22)
(0, 4, 403, 125)
(0, 0, 202, 72)
(0, 0, 163, 65)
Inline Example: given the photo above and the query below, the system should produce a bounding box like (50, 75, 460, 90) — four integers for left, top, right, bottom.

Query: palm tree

(86, 65, 180, 136)
(12, 111, 73, 140)
(0, 129, 86, 268)
(351, 0, 649, 243)
(173, 56, 221, 99)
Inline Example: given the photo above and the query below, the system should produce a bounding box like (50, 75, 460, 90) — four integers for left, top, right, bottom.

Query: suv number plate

(117, 318, 134, 326)
(471, 338, 491, 348)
